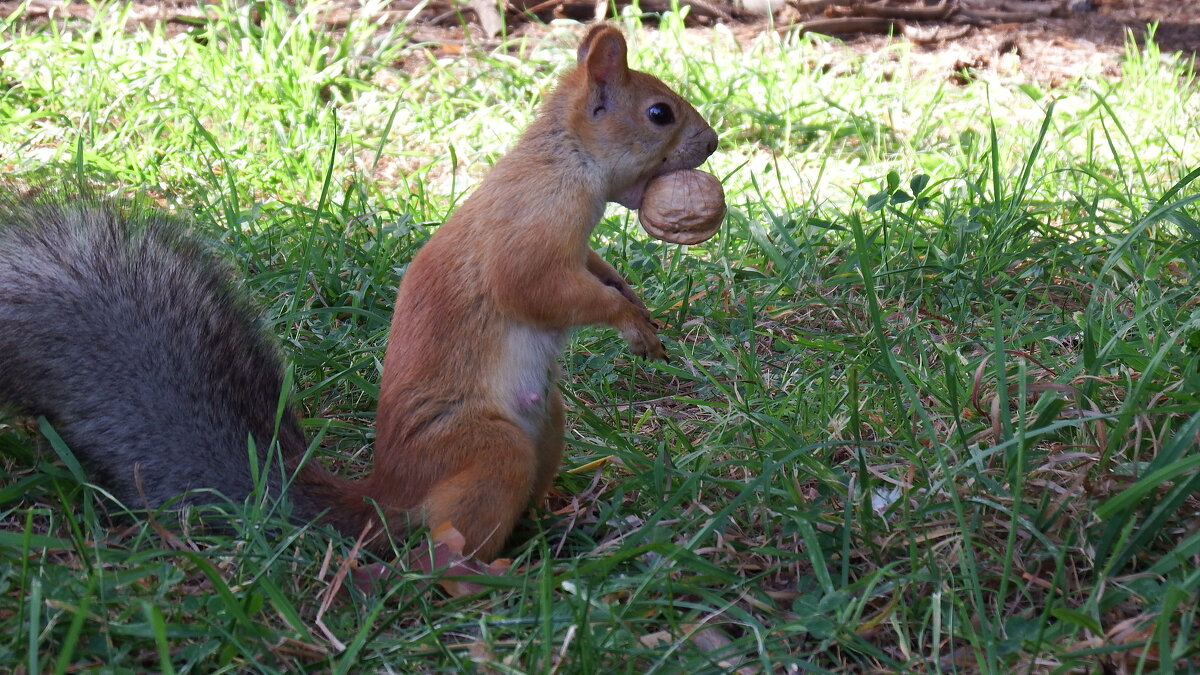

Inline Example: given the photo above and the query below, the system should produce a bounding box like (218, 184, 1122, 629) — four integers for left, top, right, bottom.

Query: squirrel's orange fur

(300, 25, 717, 559)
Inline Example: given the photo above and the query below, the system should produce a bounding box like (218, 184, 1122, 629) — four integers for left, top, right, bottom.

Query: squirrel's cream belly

(493, 323, 565, 439)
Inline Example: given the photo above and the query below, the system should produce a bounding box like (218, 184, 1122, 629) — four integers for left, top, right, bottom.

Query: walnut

(638, 169, 726, 245)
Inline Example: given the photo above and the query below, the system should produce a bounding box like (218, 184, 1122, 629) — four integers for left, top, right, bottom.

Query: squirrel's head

(560, 25, 718, 210)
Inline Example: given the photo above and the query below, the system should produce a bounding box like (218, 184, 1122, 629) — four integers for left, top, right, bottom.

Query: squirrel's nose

(698, 127, 718, 157)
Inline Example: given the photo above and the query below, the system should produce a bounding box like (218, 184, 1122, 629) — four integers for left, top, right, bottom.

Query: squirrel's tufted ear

(577, 25, 629, 86)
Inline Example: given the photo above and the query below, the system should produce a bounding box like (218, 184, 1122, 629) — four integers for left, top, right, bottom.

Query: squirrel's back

(0, 193, 317, 515)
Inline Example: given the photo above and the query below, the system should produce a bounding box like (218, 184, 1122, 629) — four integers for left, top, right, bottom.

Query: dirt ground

(7, 0, 1199, 85)
(827, 0, 1200, 85)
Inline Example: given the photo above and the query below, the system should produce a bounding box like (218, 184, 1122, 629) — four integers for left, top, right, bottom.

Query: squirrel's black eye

(647, 103, 675, 126)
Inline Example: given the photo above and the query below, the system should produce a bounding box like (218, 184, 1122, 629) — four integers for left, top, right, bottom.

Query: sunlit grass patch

(1, 1, 1198, 670)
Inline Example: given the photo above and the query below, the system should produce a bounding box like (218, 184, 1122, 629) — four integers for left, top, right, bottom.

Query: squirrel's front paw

(622, 322, 667, 361)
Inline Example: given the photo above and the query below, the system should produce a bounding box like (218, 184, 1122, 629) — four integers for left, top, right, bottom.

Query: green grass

(2, 2, 1200, 671)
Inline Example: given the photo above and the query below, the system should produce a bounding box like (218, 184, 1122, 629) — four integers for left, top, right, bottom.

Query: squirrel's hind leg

(419, 419, 540, 562)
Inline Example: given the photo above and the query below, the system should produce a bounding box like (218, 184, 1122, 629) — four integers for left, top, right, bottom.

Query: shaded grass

(1, 1, 1199, 671)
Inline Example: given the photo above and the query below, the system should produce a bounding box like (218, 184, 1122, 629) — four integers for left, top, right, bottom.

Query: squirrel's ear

(577, 25, 629, 87)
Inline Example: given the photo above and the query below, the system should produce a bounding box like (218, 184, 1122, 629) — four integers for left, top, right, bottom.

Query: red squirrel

(0, 25, 717, 562)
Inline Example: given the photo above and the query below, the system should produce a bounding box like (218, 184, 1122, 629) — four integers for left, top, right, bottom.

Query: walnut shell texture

(638, 169, 726, 245)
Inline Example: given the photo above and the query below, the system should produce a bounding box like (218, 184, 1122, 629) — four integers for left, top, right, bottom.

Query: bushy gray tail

(0, 192, 317, 514)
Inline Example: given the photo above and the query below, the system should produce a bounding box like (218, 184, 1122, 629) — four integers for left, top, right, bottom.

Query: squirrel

(0, 25, 717, 562)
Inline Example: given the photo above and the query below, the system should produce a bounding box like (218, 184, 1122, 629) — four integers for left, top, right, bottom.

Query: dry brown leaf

(639, 630, 674, 648)
(683, 623, 758, 674)
(638, 625, 757, 674)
